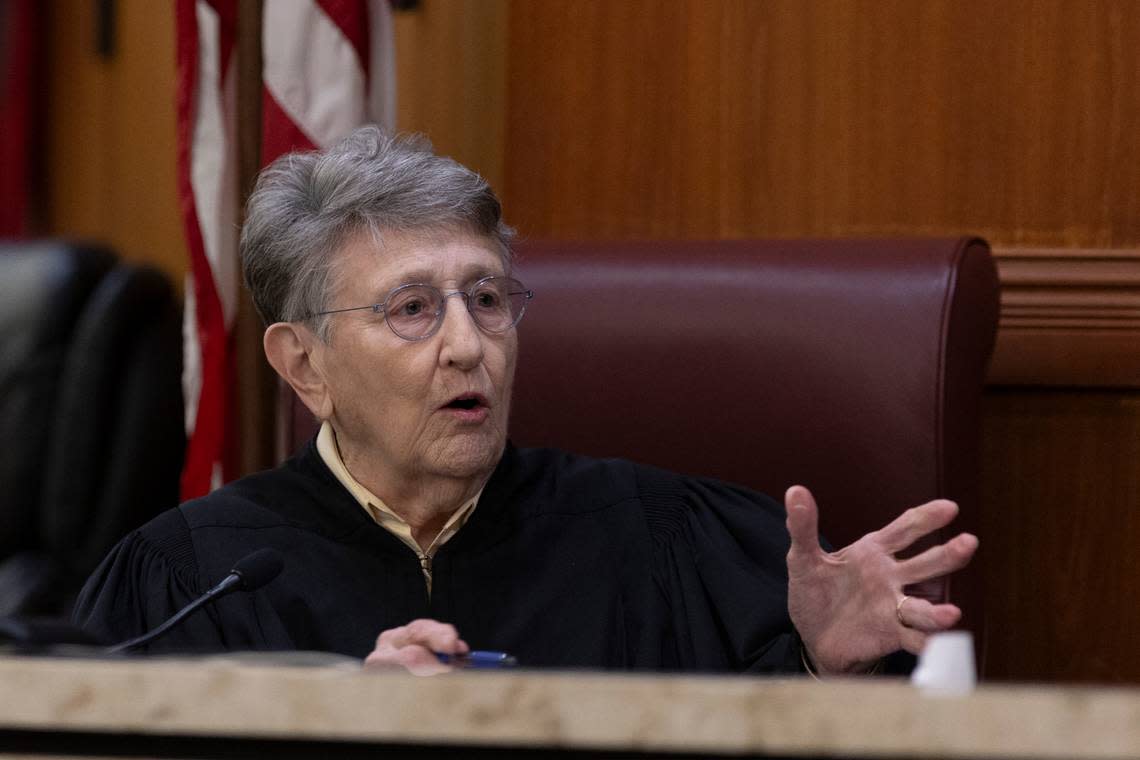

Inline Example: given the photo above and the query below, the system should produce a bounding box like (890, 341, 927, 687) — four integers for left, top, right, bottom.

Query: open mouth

(443, 394, 487, 411)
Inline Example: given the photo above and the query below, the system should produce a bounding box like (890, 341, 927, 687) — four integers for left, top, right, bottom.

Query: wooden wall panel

(43, 0, 187, 288)
(394, 0, 508, 193)
(981, 390, 1140, 682)
(990, 248, 1140, 387)
(504, 0, 1139, 246)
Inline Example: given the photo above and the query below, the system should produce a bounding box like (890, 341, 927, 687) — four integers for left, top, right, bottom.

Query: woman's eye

(474, 291, 500, 308)
(397, 298, 427, 316)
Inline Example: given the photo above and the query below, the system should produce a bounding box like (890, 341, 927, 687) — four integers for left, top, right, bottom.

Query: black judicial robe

(74, 441, 805, 673)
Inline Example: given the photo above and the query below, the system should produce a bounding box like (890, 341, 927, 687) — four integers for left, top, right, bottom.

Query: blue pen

(435, 650, 518, 668)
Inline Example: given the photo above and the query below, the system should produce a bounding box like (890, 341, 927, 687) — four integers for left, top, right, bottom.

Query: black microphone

(106, 548, 283, 654)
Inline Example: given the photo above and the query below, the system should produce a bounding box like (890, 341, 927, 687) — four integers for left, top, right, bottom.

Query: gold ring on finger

(896, 595, 912, 627)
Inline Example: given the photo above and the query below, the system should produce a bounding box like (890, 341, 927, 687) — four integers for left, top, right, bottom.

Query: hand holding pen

(363, 618, 516, 675)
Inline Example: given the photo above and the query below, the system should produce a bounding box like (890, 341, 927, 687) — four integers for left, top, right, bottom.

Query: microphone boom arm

(105, 574, 241, 654)
(103, 548, 283, 655)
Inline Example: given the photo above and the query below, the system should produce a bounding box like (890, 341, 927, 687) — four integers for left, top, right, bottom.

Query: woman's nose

(437, 292, 485, 368)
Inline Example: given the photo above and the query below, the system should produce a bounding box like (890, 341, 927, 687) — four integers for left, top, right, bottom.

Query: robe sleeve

(71, 508, 228, 653)
(640, 468, 806, 674)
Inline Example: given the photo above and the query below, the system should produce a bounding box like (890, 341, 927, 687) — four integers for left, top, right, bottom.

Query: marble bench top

(1, 654, 1138, 758)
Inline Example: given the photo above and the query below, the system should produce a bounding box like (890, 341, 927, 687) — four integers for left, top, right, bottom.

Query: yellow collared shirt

(315, 421, 479, 594)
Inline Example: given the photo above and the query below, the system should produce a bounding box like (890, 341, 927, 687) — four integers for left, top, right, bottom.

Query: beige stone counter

(0, 654, 1138, 758)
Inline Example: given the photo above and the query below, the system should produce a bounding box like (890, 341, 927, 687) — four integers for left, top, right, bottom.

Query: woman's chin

(421, 435, 506, 480)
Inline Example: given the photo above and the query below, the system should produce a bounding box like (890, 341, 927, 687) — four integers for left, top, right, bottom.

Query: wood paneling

(394, 0, 508, 192)
(990, 248, 1140, 387)
(43, 0, 187, 288)
(981, 390, 1140, 682)
(504, 0, 1140, 247)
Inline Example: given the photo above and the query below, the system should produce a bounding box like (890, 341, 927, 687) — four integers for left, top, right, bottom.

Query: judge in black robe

(75, 126, 977, 675)
(76, 442, 803, 671)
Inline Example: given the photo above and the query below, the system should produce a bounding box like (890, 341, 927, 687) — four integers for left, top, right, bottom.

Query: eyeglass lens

(385, 277, 529, 340)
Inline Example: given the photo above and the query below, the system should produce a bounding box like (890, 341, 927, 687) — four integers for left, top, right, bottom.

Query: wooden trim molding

(988, 248, 1140, 388)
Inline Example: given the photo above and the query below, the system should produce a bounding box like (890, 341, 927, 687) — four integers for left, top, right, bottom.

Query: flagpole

(234, 0, 278, 478)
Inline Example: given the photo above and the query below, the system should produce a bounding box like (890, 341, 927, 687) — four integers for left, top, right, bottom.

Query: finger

(364, 646, 402, 669)
(364, 644, 452, 676)
(397, 645, 454, 676)
(380, 619, 468, 654)
(405, 618, 468, 653)
(873, 500, 959, 554)
(898, 533, 979, 584)
(784, 485, 823, 566)
(376, 625, 407, 647)
(899, 627, 928, 655)
(898, 596, 962, 633)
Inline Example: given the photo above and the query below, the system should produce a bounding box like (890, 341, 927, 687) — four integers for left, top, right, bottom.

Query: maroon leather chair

(281, 238, 999, 654)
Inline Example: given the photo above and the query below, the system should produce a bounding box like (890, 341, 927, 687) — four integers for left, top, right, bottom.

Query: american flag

(176, 0, 395, 499)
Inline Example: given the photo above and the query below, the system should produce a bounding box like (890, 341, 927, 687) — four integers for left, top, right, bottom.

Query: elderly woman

(76, 127, 976, 675)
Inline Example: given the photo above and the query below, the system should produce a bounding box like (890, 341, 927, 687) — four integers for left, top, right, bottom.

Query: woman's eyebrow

(365, 271, 429, 298)
(379, 266, 502, 292)
(458, 267, 503, 285)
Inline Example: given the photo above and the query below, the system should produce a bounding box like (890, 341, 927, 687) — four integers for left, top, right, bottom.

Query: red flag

(176, 0, 394, 499)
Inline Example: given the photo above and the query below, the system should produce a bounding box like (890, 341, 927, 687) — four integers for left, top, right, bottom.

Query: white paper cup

(910, 630, 977, 694)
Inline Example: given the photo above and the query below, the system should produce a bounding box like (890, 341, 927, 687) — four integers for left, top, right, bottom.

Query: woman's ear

(263, 322, 334, 420)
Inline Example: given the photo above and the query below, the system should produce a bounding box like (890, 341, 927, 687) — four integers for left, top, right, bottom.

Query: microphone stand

(106, 573, 242, 655)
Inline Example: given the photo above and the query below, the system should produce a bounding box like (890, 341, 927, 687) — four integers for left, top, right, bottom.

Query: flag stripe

(189, 3, 239, 329)
(260, 87, 318, 164)
(263, 0, 369, 150)
(316, 0, 370, 79)
(176, 0, 237, 498)
(204, 0, 237, 87)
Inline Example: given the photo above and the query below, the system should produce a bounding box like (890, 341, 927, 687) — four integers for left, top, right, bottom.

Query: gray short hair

(240, 126, 515, 340)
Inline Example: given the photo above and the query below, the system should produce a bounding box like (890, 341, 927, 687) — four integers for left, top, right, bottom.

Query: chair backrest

(281, 237, 999, 637)
(0, 242, 184, 615)
(0, 242, 114, 559)
(508, 238, 998, 637)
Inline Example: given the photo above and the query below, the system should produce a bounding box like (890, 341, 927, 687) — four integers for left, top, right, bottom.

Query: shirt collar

(315, 421, 480, 557)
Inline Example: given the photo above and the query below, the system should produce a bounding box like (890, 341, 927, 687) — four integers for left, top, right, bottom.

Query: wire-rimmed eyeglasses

(313, 275, 535, 342)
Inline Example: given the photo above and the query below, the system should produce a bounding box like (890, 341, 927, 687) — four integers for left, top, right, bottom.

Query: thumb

(785, 485, 822, 563)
